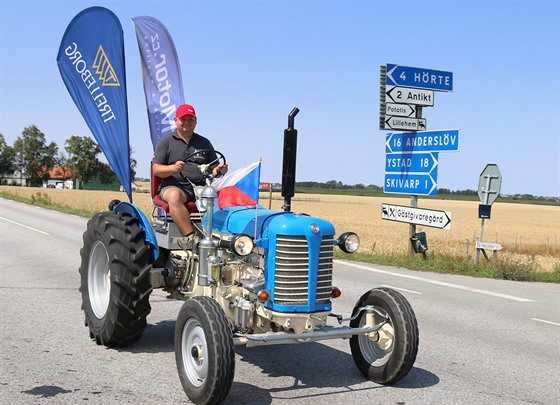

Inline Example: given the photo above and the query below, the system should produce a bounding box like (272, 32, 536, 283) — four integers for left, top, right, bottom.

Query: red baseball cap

(176, 104, 196, 118)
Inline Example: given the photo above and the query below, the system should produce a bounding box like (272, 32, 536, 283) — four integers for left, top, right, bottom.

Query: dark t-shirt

(153, 130, 218, 191)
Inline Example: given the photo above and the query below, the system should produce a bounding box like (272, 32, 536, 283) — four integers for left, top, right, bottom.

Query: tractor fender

(111, 200, 159, 263)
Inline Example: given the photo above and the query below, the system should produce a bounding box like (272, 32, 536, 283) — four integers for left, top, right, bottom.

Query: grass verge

(335, 250, 560, 283)
(2, 190, 96, 218)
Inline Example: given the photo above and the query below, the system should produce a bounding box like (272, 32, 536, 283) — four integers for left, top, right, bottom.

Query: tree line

(1, 125, 555, 202)
(293, 181, 556, 202)
(0, 125, 136, 187)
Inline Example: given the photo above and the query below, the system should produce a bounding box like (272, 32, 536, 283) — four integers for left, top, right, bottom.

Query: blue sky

(1, 0, 559, 196)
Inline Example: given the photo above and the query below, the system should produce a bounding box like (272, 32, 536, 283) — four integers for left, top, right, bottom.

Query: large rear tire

(350, 287, 419, 384)
(79, 211, 152, 346)
(175, 297, 235, 405)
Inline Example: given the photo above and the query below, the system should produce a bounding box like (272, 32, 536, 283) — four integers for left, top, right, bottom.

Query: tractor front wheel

(175, 297, 235, 405)
(350, 287, 419, 384)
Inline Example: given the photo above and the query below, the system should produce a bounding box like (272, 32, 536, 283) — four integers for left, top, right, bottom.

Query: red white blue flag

(213, 161, 261, 209)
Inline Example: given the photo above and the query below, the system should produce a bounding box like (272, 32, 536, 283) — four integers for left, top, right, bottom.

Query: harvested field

(2, 185, 559, 271)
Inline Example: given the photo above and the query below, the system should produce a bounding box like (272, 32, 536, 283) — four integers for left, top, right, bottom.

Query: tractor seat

(151, 165, 199, 216)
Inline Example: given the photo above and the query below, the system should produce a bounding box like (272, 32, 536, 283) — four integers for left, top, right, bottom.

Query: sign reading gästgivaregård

(381, 203, 452, 230)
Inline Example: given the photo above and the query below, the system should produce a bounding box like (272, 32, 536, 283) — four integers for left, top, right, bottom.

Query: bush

(488, 254, 538, 281)
(30, 192, 52, 206)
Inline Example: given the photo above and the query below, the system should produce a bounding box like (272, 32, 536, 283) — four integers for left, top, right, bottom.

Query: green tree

(0, 134, 16, 184)
(64, 135, 101, 187)
(12, 125, 59, 186)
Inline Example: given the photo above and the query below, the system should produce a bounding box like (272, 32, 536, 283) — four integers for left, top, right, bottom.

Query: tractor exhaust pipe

(281, 107, 299, 212)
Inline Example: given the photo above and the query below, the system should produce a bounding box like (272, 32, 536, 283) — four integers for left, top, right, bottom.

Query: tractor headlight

(337, 232, 360, 253)
(230, 234, 254, 256)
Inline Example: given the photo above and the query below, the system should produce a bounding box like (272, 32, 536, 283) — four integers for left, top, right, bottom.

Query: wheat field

(2, 185, 559, 271)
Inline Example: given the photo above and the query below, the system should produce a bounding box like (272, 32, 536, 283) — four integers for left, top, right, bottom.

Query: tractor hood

(208, 206, 335, 241)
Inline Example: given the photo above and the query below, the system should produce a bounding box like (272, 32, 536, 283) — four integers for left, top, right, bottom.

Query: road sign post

(475, 164, 503, 264)
(380, 63, 455, 256)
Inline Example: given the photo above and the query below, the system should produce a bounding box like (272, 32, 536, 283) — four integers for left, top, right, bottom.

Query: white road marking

(531, 318, 560, 326)
(335, 260, 534, 302)
(0, 216, 49, 235)
(381, 284, 422, 295)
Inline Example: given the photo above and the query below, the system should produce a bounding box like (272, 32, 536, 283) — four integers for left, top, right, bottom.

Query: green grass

(3, 190, 558, 283)
(334, 250, 560, 283)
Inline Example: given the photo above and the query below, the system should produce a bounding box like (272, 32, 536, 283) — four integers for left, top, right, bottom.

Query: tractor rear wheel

(79, 211, 152, 346)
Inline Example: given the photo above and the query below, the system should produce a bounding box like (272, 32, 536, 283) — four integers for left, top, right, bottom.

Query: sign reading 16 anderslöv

(386, 129, 460, 153)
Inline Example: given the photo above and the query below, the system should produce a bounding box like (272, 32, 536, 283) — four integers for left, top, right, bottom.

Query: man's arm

(153, 161, 185, 178)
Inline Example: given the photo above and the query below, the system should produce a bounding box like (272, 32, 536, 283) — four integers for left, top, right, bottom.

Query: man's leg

(162, 187, 193, 236)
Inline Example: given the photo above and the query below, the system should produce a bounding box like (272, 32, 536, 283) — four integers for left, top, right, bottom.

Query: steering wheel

(180, 149, 227, 180)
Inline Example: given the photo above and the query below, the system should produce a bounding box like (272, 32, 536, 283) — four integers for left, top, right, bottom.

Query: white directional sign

(476, 241, 502, 251)
(384, 116, 427, 131)
(386, 86, 434, 106)
(381, 203, 452, 230)
(385, 103, 416, 117)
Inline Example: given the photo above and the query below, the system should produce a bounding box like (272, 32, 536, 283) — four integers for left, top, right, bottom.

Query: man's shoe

(173, 233, 195, 250)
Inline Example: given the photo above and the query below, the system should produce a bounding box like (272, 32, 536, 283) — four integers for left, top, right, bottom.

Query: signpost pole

(409, 105, 423, 257)
(475, 177, 491, 264)
(409, 195, 418, 256)
(475, 165, 502, 264)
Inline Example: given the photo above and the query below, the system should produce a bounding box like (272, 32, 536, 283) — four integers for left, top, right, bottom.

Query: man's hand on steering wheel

(180, 149, 227, 181)
(212, 163, 228, 177)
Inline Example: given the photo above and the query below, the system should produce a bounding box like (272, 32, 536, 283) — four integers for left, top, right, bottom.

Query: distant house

(42, 166, 74, 189)
(2, 170, 27, 186)
(75, 171, 120, 192)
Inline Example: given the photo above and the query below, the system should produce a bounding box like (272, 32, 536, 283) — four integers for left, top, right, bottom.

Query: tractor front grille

(273, 235, 334, 306)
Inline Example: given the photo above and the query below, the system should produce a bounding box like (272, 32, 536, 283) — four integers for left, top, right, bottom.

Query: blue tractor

(79, 108, 419, 405)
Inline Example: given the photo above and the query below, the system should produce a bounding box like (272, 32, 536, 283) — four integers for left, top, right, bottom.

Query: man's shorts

(159, 185, 195, 203)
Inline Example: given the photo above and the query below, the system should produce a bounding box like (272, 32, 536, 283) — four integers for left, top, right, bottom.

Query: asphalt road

(1, 197, 559, 404)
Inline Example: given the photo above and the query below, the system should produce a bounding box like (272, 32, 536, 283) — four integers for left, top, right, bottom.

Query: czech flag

(213, 161, 261, 209)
